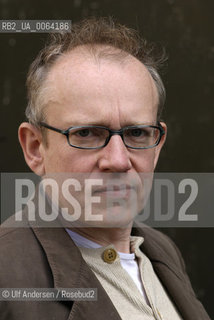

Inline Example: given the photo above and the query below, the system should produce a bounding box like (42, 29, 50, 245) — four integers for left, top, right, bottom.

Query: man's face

(25, 47, 166, 227)
(40, 47, 164, 175)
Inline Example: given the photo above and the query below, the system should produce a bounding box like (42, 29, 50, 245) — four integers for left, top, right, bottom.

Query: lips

(92, 184, 136, 198)
(93, 184, 132, 192)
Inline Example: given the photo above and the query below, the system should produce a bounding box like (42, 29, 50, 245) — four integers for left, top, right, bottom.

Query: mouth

(92, 184, 135, 198)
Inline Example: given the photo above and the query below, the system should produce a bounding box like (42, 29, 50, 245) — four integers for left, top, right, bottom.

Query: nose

(97, 135, 132, 172)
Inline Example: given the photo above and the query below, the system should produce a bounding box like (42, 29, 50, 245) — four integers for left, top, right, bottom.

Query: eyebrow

(62, 120, 157, 128)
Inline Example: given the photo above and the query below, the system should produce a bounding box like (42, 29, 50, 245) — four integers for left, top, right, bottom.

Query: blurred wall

(0, 0, 214, 317)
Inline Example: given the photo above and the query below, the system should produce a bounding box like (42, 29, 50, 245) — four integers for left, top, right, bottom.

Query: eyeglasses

(39, 122, 165, 150)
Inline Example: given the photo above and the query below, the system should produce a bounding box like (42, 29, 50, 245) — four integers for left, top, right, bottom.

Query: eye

(76, 128, 91, 137)
(127, 128, 150, 138)
(130, 128, 145, 137)
(71, 127, 102, 138)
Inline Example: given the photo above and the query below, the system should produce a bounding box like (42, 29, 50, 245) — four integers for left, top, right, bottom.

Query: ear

(18, 122, 45, 176)
(153, 121, 167, 169)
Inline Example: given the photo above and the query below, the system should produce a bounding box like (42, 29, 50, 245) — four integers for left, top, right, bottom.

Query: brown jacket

(0, 214, 211, 320)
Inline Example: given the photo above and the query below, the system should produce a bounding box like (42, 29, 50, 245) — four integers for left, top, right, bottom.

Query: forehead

(44, 46, 158, 127)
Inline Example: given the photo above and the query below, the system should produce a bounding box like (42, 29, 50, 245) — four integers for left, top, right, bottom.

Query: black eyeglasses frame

(38, 121, 165, 150)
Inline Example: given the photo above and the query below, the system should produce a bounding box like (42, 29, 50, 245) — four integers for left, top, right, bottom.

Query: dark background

(0, 0, 214, 317)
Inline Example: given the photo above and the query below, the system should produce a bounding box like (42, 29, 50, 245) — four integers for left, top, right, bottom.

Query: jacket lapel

(132, 225, 210, 320)
(31, 226, 122, 320)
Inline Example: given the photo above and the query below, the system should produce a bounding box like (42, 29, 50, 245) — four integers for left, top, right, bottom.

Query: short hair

(25, 17, 167, 126)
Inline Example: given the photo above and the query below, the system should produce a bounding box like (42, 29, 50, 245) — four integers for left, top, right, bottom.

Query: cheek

(45, 149, 98, 173)
(131, 150, 156, 172)
(66, 155, 96, 172)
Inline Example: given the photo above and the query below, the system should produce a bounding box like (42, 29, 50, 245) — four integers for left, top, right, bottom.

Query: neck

(68, 223, 133, 253)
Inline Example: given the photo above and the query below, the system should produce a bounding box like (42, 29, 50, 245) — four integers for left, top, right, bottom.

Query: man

(0, 17, 210, 319)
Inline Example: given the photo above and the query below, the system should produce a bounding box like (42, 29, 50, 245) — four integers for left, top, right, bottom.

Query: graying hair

(25, 17, 167, 126)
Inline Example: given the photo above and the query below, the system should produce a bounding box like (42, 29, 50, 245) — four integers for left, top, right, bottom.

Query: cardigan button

(103, 248, 117, 263)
